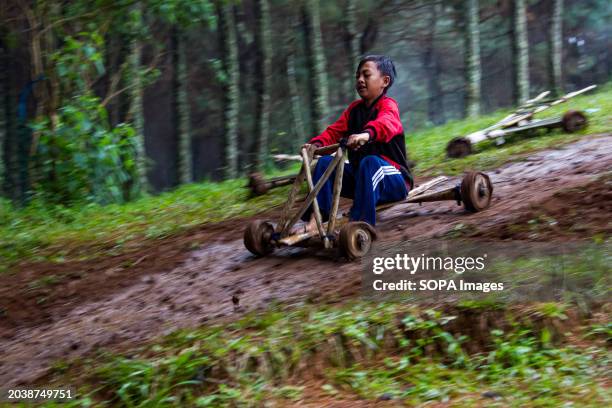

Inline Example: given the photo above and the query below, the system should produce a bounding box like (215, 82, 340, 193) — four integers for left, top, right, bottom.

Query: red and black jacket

(309, 94, 413, 188)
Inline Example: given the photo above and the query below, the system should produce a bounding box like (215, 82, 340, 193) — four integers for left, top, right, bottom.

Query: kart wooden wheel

(247, 172, 268, 196)
(244, 220, 275, 256)
(446, 137, 473, 158)
(562, 110, 587, 133)
(460, 171, 493, 212)
(339, 222, 377, 260)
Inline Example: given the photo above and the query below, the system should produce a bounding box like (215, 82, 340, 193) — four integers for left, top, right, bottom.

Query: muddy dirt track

(1, 134, 611, 387)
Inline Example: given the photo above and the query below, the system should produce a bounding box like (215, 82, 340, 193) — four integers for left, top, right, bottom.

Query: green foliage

(26, 30, 143, 205)
(147, 0, 217, 27)
(586, 323, 612, 343)
(535, 303, 568, 319)
(31, 94, 138, 205)
(41, 301, 611, 407)
(490, 243, 612, 306)
(9, 0, 218, 208)
(208, 58, 228, 85)
(52, 32, 106, 94)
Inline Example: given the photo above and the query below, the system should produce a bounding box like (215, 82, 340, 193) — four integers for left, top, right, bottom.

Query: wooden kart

(446, 85, 596, 158)
(244, 142, 493, 260)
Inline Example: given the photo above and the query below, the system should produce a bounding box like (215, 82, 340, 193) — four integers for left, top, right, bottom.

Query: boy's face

(355, 61, 390, 102)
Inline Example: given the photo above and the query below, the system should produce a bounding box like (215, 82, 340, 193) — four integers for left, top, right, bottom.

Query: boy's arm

(308, 100, 361, 147)
(363, 98, 404, 143)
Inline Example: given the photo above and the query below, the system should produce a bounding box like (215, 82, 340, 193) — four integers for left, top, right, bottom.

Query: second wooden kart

(446, 85, 596, 158)
(244, 142, 493, 260)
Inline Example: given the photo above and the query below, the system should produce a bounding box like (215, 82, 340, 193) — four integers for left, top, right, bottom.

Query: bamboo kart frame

(244, 142, 494, 259)
(446, 85, 597, 158)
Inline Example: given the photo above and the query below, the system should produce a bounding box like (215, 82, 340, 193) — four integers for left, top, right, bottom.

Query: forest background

(0, 0, 610, 206)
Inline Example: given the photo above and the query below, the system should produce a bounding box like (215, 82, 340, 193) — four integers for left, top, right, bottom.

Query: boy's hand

(301, 143, 318, 156)
(347, 133, 370, 149)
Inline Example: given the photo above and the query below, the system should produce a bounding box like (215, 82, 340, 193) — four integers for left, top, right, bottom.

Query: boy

(301, 55, 413, 230)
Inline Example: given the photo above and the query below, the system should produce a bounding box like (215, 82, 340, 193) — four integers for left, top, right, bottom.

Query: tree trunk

(218, 2, 240, 179)
(22, 1, 61, 203)
(287, 53, 306, 152)
(105, 33, 127, 127)
(285, 14, 306, 153)
(423, 2, 443, 125)
(344, 0, 359, 101)
(548, 0, 563, 96)
(512, 0, 530, 104)
(0, 19, 15, 201)
(0, 35, 6, 193)
(172, 27, 193, 184)
(0, 35, 20, 201)
(302, 0, 329, 135)
(465, 0, 481, 117)
(254, 0, 272, 170)
(128, 2, 148, 195)
(360, 16, 379, 55)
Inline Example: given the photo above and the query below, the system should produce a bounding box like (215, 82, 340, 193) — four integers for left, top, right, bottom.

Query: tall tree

(0, 34, 6, 192)
(128, 2, 148, 194)
(0, 30, 20, 201)
(172, 27, 193, 184)
(344, 0, 359, 101)
(423, 2, 444, 125)
(285, 15, 306, 152)
(512, 0, 530, 103)
(0, 15, 16, 200)
(24, 1, 59, 203)
(465, 0, 481, 117)
(254, 0, 272, 169)
(302, 0, 329, 135)
(548, 0, 563, 96)
(217, 1, 240, 179)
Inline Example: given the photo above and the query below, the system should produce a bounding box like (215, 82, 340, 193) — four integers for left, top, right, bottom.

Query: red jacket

(310, 96, 403, 145)
(309, 95, 412, 186)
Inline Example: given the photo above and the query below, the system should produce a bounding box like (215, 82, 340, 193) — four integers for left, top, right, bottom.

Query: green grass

(1, 84, 610, 270)
(408, 83, 612, 175)
(39, 300, 610, 407)
(0, 179, 290, 271)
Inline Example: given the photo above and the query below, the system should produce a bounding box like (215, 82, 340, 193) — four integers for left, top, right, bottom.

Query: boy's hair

(357, 55, 397, 93)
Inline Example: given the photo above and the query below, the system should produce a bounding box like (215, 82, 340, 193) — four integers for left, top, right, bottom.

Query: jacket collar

(363, 93, 385, 110)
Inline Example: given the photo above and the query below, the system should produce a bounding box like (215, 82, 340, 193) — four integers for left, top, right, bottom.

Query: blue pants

(302, 155, 408, 226)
